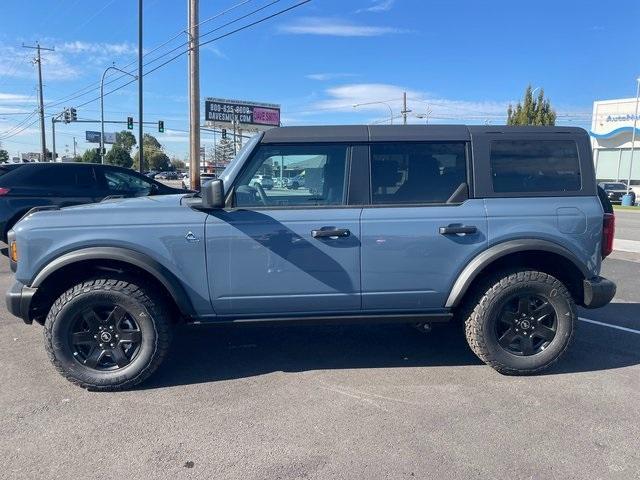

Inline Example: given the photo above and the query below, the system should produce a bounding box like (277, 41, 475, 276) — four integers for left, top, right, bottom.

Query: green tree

(213, 137, 236, 165)
(104, 144, 133, 168)
(149, 150, 171, 171)
(507, 85, 556, 126)
(0, 149, 9, 163)
(171, 158, 186, 170)
(142, 133, 161, 150)
(133, 150, 149, 171)
(81, 148, 101, 163)
(115, 130, 137, 154)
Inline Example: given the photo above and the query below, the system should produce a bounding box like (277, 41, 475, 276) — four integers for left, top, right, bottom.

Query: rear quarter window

(490, 140, 581, 193)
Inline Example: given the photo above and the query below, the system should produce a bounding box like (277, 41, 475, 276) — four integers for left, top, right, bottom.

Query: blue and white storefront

(591, 97, 640, 194)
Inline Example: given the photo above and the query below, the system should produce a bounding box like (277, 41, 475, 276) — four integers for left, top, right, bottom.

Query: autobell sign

(85, 131, 117, 144)
(204, 98, 280, 127)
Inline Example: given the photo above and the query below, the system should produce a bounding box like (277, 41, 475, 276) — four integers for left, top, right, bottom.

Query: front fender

(30, 246, 196, 317)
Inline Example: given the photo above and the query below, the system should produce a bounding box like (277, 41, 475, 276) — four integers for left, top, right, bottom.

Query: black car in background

(598, 181, 635, 205)
(0, 162, 190, 242)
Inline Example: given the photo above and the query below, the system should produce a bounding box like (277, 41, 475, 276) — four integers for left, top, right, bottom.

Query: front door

(360, 141, 488, 310)
(206, 143, 361, 317)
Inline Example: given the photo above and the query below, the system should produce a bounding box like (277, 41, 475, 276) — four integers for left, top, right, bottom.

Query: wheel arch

(29, 247, 195, 324)
(446, 239, 590, 309)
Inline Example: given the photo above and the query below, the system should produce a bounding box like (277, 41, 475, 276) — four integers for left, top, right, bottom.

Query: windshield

(604, 183, 627, 190)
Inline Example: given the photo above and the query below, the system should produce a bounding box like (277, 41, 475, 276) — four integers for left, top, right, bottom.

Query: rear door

(360, 138, 488, 311)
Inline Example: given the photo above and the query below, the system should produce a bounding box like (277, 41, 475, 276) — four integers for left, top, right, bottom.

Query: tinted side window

(18, 166, 74, 187)
(490, 140, 581, 193)
(103, 169, 153, 194)
(234, 144, 348, 207)
(370, 142, 467, 204)
(8, 165, 95, 189)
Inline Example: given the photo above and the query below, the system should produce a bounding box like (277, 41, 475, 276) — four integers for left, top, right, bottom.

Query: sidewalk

(615, 238, 640, 253)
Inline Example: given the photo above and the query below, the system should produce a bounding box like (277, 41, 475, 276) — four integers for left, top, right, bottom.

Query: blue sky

(0, 0, 638, 158)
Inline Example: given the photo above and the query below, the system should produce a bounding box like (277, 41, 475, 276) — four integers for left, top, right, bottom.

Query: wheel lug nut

(109, 326, 114, 330)
(99, 343, 104, 348)
(110, 343, 115, 347)
(93, 335, 98, 339)
(115, 334, 119, 338)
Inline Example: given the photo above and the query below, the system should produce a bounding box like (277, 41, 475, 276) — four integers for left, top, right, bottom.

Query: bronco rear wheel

(44, 278, 171, 391)
(464, 270, 575, 375)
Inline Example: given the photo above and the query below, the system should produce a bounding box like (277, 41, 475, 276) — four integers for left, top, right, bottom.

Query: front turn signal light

(9, 241, 18, 263)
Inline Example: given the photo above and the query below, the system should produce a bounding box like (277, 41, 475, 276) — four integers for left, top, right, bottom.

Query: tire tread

(43, 278, 171, 391)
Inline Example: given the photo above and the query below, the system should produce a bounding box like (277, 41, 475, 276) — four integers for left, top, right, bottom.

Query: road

(0, 217, 639, 479)
(615, 209, 640, 241)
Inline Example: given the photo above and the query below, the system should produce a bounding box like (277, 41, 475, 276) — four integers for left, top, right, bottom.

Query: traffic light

(63, 109, 70, 124)
(221, 128, 227, 139)
(127, 116, 134, 129)
(69, 107, 77, 122)
(158, 120, 164, 133)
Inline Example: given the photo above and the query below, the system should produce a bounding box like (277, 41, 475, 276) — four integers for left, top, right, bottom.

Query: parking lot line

(578, 317, 640, 335)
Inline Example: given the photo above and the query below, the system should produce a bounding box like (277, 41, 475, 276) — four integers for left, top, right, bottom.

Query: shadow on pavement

(141, 323, 480, 389)
(141, 304, 640, 389)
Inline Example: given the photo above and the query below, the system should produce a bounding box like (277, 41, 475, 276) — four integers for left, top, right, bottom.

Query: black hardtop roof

(261, 124, 588, 143)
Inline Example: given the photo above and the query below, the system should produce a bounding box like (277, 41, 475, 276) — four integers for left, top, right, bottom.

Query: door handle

(439, 225, 477, 235)
(311, 227, 351, 238)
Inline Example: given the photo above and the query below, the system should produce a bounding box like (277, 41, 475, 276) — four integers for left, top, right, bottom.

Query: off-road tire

(463, 270, 576, 375)
(44, 278, 172, 391)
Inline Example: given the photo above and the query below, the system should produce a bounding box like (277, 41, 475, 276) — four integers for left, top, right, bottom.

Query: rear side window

(370, 142, 467, 204)
(2, 165, 95, 188)
(490, 140, 581, 193)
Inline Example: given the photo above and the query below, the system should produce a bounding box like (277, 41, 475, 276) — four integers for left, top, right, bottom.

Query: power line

(69, 1, 312, 111)
(43, 0, 259, 110)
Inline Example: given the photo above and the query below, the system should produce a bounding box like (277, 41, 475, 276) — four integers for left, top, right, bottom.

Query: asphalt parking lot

(1, 215, 639, 479)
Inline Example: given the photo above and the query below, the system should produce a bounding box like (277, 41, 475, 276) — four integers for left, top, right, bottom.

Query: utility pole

(73, 137, 77, 157)
(23, 43, 54, 161)
(188, 0, 201, 190)
(138, 0, 144, 173)
(51, 116, 56, 162)
(401, 91, 411, 126)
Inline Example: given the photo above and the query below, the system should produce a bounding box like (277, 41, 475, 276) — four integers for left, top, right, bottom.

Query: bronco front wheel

(44, 278, 172, 391)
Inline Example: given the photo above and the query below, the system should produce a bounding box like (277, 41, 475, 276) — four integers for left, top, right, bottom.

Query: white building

(591, 97, 640, 192)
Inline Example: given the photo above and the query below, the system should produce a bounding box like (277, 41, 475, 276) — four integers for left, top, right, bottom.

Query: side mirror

(202, 178, 225, 209)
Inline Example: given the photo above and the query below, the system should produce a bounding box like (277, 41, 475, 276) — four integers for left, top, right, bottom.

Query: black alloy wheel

(69, 304, 142, 370)
(495, 293, 557, 356)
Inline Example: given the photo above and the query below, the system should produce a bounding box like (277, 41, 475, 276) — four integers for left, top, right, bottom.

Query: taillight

(0, 187, 10, 195)
(602, 212, 615, 258)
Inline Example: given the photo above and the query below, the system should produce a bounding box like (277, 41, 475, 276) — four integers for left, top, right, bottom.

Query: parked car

(6, 125, 616, 390)
(0, 162, 190, 242)
(598, 181, 634, 205)
(250, 174, 274, 190)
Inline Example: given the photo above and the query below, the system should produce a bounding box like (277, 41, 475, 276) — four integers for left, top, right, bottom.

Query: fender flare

(30, 246, 196, 317)
(445, 239, 590, 308)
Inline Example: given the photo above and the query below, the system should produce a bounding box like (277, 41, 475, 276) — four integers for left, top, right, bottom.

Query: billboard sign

(85, 131, 117, 144)
(204, 98, 280, 128)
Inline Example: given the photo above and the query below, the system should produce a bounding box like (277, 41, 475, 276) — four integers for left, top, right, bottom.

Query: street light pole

(100, 64, 137, 163)
(626, 77, 640, 192)
(138, 0, 144, 173)
(353, 101, 394, 124)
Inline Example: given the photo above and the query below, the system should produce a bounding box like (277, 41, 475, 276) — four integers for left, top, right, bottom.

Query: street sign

(204, 98, 280, 129)
(86, 131, 117, 144)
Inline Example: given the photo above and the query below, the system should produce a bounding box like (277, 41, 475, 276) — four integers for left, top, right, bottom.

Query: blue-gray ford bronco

(5, 125, 616, 390)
